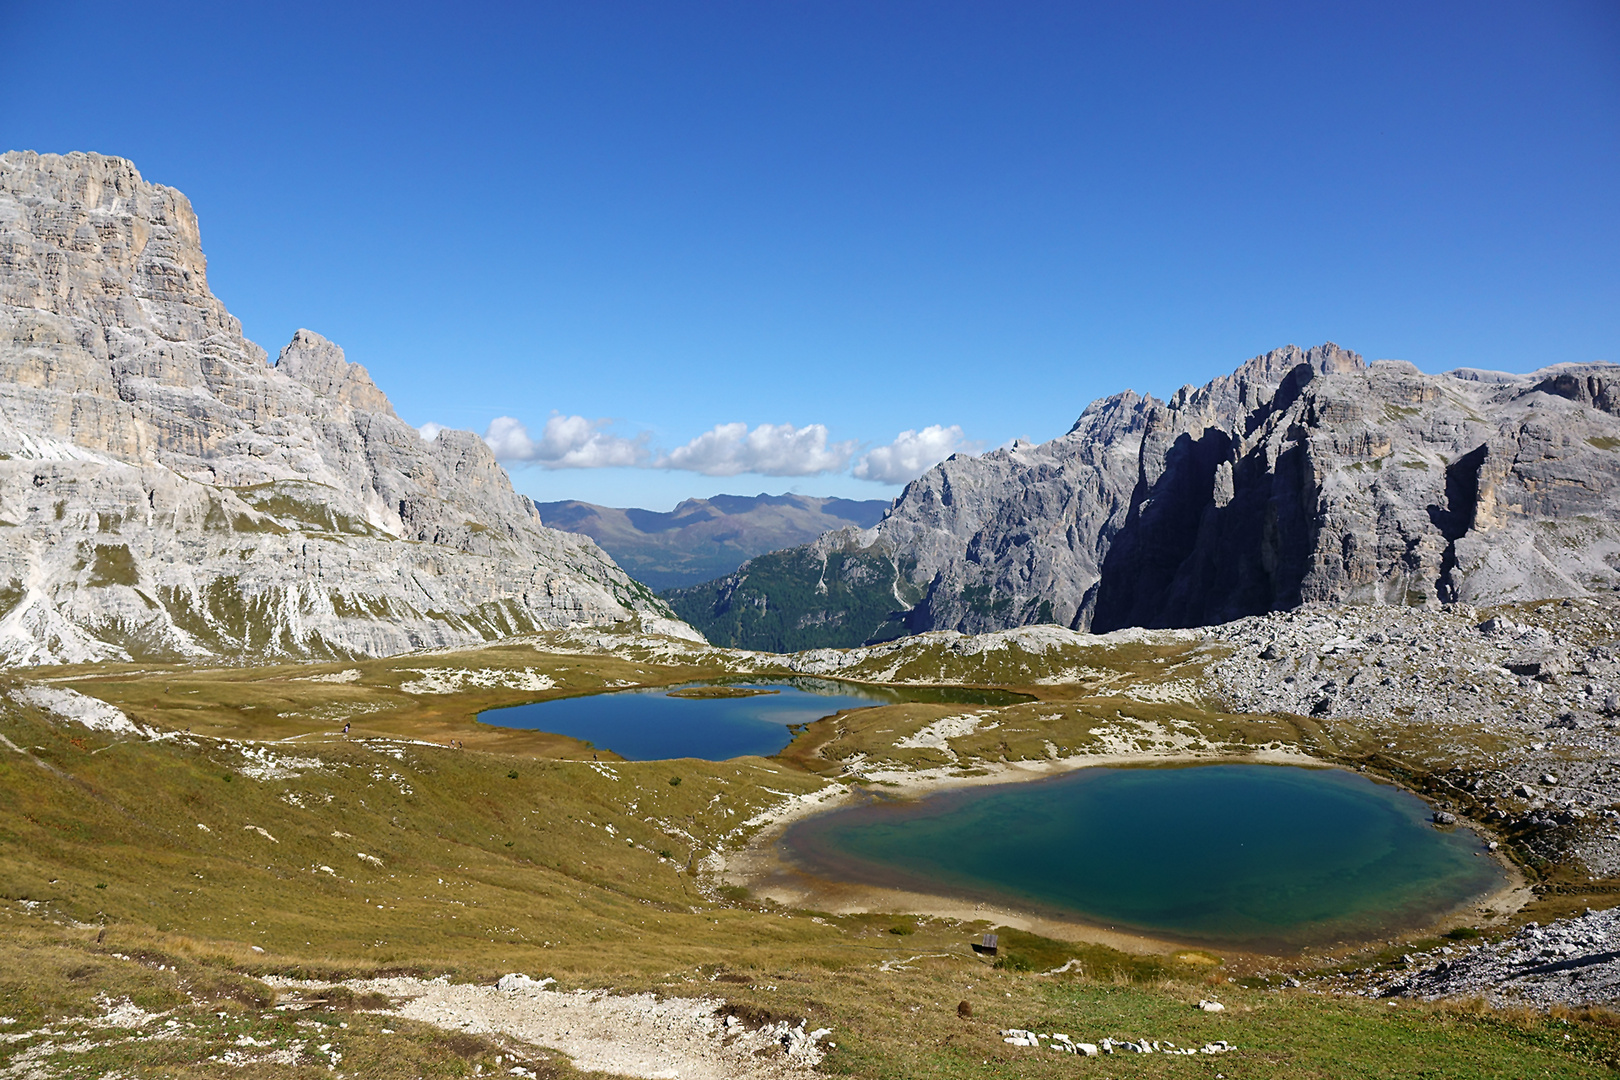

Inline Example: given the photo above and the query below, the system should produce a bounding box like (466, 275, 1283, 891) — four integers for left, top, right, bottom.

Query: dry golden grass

(3, 632, 1618, 1077)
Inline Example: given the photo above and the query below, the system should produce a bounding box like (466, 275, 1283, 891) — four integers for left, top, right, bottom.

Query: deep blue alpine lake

(478, 678, 1026, 761)
(781, 763, 1505, 950)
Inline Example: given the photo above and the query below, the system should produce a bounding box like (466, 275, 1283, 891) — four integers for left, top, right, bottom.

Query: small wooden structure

(971, 933, 999, 956)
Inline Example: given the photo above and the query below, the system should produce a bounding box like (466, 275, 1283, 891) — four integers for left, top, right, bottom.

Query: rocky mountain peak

(1230, 340, 1365, 385)
(674, 342, 1620, 651)
(0, 150, 242, 350)
(274, 329, 397, 416)
(0, 150, 690, 664)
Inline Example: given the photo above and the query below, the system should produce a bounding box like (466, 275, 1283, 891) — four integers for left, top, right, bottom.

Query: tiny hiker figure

(342, 722, 350, 735)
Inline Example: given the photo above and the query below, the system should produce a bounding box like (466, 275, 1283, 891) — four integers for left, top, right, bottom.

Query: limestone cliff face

(0, 150, 690, 664)
(891, 343, 1620, 634)
(677, 343, 1620, 650)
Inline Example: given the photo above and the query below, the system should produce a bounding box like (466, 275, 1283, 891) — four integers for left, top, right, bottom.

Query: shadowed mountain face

(534, 493, 890, 590)
(0, 151, 690, 664)
(670, 344, 1620, 652)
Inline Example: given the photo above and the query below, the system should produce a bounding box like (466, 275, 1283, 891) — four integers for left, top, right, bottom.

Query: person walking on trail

(342, 722, 350, 735)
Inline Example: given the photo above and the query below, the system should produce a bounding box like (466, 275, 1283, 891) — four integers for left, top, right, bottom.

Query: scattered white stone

(237, 746, 325, 780)
(895, 712, 992, 751)
(399, 668, 555, 695)
(89, 995, 162, 1028)
(1004, 1028, 1232, 1056)
(296, 669, 363, 684)
(12, 685, 140, 734)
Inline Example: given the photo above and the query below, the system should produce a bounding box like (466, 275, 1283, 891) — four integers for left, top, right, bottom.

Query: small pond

(479, 678, 1027, 761)
(780, 763, 1506, 951)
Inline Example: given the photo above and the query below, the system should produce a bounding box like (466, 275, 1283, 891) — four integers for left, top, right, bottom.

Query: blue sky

(5, 1, 1617, 509)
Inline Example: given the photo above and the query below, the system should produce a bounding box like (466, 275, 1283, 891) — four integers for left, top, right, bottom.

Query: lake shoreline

(718, 749, 1531, 960)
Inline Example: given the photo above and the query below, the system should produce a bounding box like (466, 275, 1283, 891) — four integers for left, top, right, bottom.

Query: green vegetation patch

(663, 542, 923, 652)
(667, 686, 780, 699)
(88, 543, 139, 587)
(232, 480, 385, 538)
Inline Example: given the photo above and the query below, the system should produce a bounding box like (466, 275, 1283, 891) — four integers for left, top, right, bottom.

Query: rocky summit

(0, 151, 689, 664)
(671, 343, 1620, 650)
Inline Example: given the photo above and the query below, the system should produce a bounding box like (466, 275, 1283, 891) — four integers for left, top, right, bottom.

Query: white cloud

(417, 421, 447, 442)
(483, 414, 649, 469)
(853, 424, 973, 484)
(657, 422, 856, 477)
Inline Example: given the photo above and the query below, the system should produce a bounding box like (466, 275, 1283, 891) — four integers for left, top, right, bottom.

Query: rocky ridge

(679, 343, 1620, 650)
(0, 150, 688, 663)
(1370, 907, 1620, 1008)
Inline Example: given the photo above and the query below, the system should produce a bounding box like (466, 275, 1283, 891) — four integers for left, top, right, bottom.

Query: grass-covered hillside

(2, 626, 1618, 1077)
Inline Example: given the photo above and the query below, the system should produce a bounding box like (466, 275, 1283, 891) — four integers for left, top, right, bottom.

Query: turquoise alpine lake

(478, 679, 1027, 761)
(781, 763, 1506, 950)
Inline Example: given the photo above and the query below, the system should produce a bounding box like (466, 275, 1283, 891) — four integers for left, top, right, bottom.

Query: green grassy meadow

(2, 631, 1617, 1077)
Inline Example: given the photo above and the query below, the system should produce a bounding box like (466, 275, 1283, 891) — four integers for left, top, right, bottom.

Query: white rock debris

(1371, 906, 1620, 1007)
(11, 684, 141, 734)
(399, 667, 556, 695)
(302, 974, 834, 1080)
(295, 668, 363, 683)
(1001, 1028, 1232, 1056)
(236, 745, 325, 780)
(894, 711, 993, 750)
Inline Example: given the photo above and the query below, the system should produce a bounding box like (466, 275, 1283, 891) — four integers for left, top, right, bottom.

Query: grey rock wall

(0, 150, 688, 664)
(706, 342, 1620, 650)
(886, 343, 1620, 634)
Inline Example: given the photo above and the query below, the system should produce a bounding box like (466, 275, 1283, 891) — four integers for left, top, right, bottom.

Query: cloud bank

(483, 415, 649, 468)
(657, 422, 856, 476)
(457, 412, 974, 483)
(853, 424, 971, 484)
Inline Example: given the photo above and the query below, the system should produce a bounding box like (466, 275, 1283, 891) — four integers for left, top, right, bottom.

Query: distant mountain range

(534, 494, 890, 590)
(665, 343, 1620, 652)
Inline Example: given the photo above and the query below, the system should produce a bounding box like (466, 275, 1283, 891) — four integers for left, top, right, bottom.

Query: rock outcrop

(0, 150, 689, 664)
(1374, 906, 1620, 1008)
(676, 343, 1620, 649)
